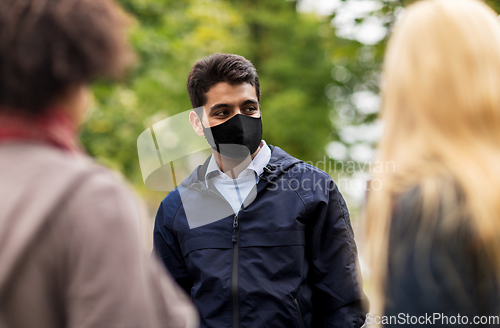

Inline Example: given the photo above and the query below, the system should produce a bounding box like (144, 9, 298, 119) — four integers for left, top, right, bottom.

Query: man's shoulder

(291, 162, 332, 179)
(275, 156, 333, 183)
(268, 147, 337, 198)
(160, 187, 184, 213)
(269, 146, 329, 175)
(159, 169, 205, 219)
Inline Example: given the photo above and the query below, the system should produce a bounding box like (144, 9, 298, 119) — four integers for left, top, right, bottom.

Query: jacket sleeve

(304, 173, 368, 328)
(153, 192, 194, 295)
(60, 172, 198, 328)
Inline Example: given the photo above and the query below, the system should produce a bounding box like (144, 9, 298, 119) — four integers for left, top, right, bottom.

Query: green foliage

(80, 0, 334, 194)
(79, 0, 500, 207)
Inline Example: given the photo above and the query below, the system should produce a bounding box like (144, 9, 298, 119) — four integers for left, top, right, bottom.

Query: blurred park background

(80, 0, 500, 256)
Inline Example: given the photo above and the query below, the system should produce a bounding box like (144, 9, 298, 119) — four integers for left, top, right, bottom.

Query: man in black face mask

(153, 53, 368, 328)
(194, 81, 263, 174)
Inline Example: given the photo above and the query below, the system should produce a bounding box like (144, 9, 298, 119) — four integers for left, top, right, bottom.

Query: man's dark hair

(0, 0, 134, 114)
(187, 53, 261, 113)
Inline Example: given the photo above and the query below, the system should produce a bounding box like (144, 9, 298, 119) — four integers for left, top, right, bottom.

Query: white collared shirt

(204, 140, 271, 215)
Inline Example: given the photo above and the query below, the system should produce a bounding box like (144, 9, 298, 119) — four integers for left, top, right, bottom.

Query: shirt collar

(205, 140, 271, 184)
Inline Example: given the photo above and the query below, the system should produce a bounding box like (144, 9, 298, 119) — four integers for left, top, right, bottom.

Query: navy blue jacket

(154, 146, 367, 328)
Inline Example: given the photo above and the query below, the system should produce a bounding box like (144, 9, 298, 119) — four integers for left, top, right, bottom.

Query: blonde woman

(366, 0, 500, 326)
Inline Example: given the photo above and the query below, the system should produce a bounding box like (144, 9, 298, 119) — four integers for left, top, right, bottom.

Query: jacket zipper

(199, 186, 240, 328)
(199, 183, 256, 328)
(232, 214, 239, 328)
(292, 296, 305, 328)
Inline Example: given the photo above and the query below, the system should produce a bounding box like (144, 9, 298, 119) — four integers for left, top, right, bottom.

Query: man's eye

(215, 111, 227, 117)
(246, 107, 258, 112)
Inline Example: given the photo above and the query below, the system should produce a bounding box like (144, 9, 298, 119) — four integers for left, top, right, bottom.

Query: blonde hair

(366, 0, 500, 313)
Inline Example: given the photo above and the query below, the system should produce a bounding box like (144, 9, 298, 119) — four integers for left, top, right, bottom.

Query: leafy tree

(80, 0, 336, 209)
(80, 0, 500, 210)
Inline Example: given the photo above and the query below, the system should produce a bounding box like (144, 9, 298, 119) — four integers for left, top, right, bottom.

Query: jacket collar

(204, 140, 272, 184)
(181, 145, 302, 191)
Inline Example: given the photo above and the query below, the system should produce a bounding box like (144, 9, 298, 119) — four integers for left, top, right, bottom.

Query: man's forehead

(204, 82, 258, 106)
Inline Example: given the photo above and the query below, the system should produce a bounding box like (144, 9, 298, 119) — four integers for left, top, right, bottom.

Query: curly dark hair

(187, 53, 261, 113)
(0, 0, 134, 113)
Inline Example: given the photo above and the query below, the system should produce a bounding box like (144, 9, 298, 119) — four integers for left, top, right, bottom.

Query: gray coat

(0, 142, 198, 328)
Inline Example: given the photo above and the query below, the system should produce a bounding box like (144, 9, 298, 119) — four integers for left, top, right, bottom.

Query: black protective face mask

(201, 114, 263, 158)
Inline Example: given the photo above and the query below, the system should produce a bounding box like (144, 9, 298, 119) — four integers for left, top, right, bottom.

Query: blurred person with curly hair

(0, 0, 198, 327)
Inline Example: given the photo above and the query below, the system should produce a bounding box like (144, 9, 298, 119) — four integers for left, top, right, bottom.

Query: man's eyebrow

(241, 99, 259, 106)
(209, 99, 259, 113)
(209, 103, 230, 111)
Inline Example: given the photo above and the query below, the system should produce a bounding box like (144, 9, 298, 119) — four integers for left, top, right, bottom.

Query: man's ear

(189, 111, 205, 137)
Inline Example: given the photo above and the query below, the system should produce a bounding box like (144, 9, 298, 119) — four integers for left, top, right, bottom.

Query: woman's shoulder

(0, 142, 95, 175)
(0, 142, 134, 219)
(386, 182, 499, 323)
